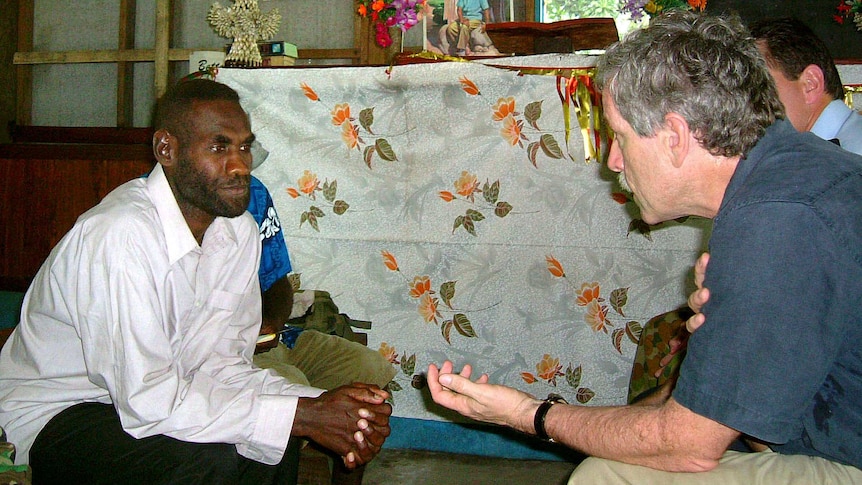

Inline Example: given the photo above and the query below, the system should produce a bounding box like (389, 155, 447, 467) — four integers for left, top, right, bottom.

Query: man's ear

(153, 128, 177, 167)
(663, 113, 690, 168)
(800, 64, 826, 105)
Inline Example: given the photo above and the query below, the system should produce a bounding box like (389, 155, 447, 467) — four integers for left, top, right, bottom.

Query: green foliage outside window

(543, 0, 622, 21)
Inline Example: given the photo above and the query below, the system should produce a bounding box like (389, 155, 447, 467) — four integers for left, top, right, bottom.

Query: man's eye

(211, 145, 227, 152)
(240, 144, 252, 152)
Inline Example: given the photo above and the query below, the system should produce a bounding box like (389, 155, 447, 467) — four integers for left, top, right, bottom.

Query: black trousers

(30, 402, 300, 485)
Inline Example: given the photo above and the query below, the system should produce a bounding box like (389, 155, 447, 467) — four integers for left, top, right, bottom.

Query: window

(539, 0, 643, 35)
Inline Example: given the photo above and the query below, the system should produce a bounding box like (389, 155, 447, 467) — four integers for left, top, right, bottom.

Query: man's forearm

(540, 397, 736, 472)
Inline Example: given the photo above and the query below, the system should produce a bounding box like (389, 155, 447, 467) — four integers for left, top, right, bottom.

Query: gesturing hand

(427, 361, 539, 436)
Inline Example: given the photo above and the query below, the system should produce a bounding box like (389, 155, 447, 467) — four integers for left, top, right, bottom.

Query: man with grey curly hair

(425, 11, 862, 483)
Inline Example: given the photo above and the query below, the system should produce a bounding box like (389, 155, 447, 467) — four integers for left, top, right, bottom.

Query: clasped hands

(297, 383, 392, 469)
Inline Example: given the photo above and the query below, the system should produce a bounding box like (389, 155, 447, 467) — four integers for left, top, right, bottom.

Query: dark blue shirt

(673, 121, 862, 468)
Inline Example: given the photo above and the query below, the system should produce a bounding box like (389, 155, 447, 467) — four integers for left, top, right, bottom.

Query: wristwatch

(534, 393, 568, 442)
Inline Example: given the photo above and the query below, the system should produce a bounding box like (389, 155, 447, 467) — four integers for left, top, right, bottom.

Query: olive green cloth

(254, 331, 396, 390)
(286, 290, 371, 343)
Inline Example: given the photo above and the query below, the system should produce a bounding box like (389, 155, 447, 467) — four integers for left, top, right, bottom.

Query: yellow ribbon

(844, 84, 861, 110)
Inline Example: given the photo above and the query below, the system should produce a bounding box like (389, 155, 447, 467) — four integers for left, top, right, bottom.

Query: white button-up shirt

(0, 164, 322, 465)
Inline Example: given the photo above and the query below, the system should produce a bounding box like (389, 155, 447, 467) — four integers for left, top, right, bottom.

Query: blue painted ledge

(384, 416, 586, 463)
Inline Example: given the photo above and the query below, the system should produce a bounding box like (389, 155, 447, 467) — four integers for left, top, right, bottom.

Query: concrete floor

(362, 448, 578, 485)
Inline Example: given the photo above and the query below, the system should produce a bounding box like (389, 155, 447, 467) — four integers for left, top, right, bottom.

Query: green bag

(286, 290, 371, 343)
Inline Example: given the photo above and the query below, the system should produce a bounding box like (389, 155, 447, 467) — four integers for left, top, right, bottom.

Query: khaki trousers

(569, 449, 862, 485)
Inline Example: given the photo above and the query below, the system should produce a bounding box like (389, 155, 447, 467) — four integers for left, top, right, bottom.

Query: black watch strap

(533, 393, 567, 442)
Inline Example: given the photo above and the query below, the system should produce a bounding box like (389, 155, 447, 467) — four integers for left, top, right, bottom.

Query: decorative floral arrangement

(834, 1, 862, 32)
(208, 0, 281, 65)
(620, 0, 707, 22)
(356, 0, 428, 48)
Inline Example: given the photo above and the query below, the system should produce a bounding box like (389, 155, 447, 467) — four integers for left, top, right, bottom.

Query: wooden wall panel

(0, 146, 154, 291)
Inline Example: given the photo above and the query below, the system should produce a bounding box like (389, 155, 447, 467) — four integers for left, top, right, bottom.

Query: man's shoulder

(812, 100, 862, 155)
(748, 127, 862, 199)
(79, 178, 155, 229)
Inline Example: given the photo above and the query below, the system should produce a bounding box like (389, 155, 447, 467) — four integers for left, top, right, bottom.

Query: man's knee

(568, 456, 620, 485)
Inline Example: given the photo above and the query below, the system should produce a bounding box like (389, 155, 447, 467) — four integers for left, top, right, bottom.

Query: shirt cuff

(237, 385, 325, 465)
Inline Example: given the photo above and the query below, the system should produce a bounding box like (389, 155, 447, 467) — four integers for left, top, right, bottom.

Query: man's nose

(606, 140, 623, 173)
(227, 149, 252, 176)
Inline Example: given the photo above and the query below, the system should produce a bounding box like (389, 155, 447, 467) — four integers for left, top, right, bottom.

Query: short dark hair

(750, 17, 844, 100)
(152, 79, 242, 141)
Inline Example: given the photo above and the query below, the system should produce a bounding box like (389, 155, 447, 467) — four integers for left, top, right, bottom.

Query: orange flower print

(584, 300, 610, 333)
(372, 0, 386, 12)
(545, 255, 565, 278)
(537, 354, 563, 383)
(576, 282, 600, 306)
(300, 82, 319, 101)
(438, 190, 455, 202)
(459, 76, 481, 96)
(687, 0, 707, 11)
(418, 293, 440, 323)
(297, 170, 319, 196)
(454, 171, 479, 200)
(381, 250, 399, 271)
(341, 122, 360, 150)
(286, 187, 300, 199)
(409, 276, 432, 298)
(331, 103, 351, 126)
(500, 114, 523, 146)
(492, 97, 516, 122)
(357, 3, 368, 16)
(520, 372, 537, 384)
(378, 342, 398, 363)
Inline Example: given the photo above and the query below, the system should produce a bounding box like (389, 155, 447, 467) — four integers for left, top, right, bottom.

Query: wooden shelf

(485, 18, 619, 55)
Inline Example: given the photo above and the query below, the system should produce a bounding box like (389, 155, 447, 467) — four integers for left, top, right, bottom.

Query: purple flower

(390, 0, 421, 31)
(620, 0, 648, 21)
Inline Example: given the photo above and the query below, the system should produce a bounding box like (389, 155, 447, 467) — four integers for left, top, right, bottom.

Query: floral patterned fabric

(217, 55, 711, 422)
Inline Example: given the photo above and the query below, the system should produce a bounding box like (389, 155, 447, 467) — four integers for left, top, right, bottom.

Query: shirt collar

(810, 99, 853, 141)
(147, 164, 244, 263)
(147, 164, 199, 264)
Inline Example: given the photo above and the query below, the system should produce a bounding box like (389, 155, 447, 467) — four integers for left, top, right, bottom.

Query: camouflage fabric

(0, 427, 30, 484)
(627, 307, 694, 404)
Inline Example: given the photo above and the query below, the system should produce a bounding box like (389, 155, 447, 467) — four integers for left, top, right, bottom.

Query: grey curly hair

(596, 11, 784, 158)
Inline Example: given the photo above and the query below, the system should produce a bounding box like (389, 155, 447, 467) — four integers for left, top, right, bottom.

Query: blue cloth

(247, 177, 301, 348)
(248, 176, 292, 293)
(811, 99, 862, 156)
(457, 0, 489, 20)
(673, 120, 862, 469)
